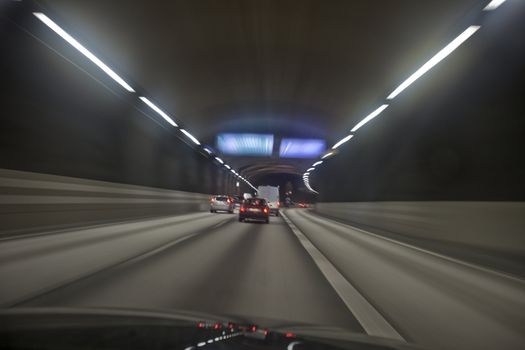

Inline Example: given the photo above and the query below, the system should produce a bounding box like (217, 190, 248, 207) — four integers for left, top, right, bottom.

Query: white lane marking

(301, 210, 525, 284)
(281, 211, 405, 341)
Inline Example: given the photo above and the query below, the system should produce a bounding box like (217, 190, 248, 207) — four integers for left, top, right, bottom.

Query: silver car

(210, 195, 235, 213)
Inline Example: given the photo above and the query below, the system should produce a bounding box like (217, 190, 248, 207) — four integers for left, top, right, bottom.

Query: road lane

(15, 213, 363, 332)
(0, 212, 230, 306)
(285, 209, 525, 350)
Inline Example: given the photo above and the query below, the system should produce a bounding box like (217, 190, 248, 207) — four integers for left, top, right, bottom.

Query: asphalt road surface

(0, 209, 524, 350)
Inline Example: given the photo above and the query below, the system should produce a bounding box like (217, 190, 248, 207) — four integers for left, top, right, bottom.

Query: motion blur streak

(32, 13, 135, 92)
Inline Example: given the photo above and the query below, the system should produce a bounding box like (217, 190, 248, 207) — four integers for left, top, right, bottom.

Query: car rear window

(215, 196, 229, 201)
(245, 198, 267, 206)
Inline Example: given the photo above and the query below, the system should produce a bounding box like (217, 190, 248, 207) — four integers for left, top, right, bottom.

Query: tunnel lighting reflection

(279, 138, 326, 158)
(321, 152, 334, 159)
(307, 168, 315, 171)
(312, 161, 323, 167)
(214, 157, 224, 164)
(224, 164, 231, 169)
(217, 133, 274, 156)
(351, 104, 389, 132)
(33, 13, 135, 93)
(139, 97, 178, 127)
(331, 134, 354, 149)
(180, 129, 201, 145)
(203, 147, 212, 154)
(387, 25, 480, 100)
(483, 0, 505, 11)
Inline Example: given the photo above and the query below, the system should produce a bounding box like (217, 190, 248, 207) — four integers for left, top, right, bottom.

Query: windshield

(1, 1, 524, 350)
(244, 198, 267, 206)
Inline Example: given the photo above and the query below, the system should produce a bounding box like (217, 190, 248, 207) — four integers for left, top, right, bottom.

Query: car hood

(0, 307, 423, 350)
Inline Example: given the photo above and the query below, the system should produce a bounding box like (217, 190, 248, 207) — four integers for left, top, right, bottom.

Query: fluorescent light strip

(312, 161, 323, 167)
(203, 147, 212, 154)
(387, 25, 480, 100)
(307, 168, 315, 171)
(321, 152, 333, 159)
(139, 97, 178, 127)
(33, 13, 135, 92)
(483, 0, 505, 11)
(332, 134, 354, 149)
(215, 157, 224, 164)
(224, 164, 231, 169)
(351, 104, 389, 132)
(180, 129, 200, 145)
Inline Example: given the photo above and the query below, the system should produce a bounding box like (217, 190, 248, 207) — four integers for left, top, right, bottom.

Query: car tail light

(263, 329, 269, 336)
(240, 207, 245, 212)
(213, 323, 221, 330)
(285, 332, 295, 338)
(251, 325, 257, 332)
(197, 322, 205, 328)
(277, 202, 280, 207)
(263, 207, 268, 214)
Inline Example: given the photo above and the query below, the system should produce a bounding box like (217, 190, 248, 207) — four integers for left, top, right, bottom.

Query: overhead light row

(302, 0, 502, 193)
(32, 11, 256, 191)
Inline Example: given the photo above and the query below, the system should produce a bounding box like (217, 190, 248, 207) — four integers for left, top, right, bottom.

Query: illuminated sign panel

(217, 134, 274, 156)
(279, 139, 326, 158)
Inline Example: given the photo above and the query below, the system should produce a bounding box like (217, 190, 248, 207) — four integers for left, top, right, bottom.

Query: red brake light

(197, 322, 205, 328)
(240, 207, 245, 212)
(263, 208, 268, 214)
(251, 325, 257, 332)
(285, 332, 295, 338)
(264, 329, 269, 336)
(213, 323, 221, 329)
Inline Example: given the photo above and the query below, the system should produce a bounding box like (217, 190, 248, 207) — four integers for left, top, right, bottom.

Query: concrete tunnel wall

(310, 7, 525, 256)
(0, 11, 245, 234)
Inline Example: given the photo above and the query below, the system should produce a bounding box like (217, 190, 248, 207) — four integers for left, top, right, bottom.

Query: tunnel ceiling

(38, 0, 484, 178)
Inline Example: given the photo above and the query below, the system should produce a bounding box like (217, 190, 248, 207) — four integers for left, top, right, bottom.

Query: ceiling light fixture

(180, 129, 200, 145)
(332, 134, 354, 149)
(214, 157, 224, 164)
(483, 0, 506, 11)
(351, 104, 389, 132)
(321, 152, 334, 159)
(312, 161, 323, 167)
(33, 13, 135, 92)
(387, 25, 480, 99)
(139, 97, 178, 127)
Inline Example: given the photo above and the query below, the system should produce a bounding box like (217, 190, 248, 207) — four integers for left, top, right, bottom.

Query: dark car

(239, 198, 270, 223)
